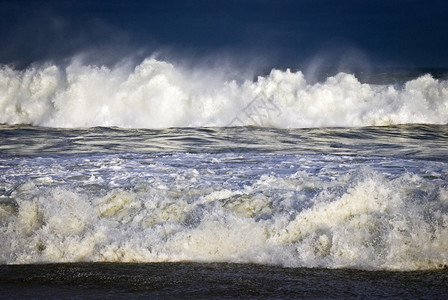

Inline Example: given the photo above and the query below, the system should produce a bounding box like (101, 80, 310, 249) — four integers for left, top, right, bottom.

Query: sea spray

(1, 58, 447, 128)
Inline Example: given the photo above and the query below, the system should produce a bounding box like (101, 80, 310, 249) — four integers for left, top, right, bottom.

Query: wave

(1, 168, 447, 270)
(0, 58, 447, 128)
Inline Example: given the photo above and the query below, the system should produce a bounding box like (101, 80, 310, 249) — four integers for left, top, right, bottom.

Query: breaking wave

(1, 58, 447, 128)
(1, 166, 447, 271)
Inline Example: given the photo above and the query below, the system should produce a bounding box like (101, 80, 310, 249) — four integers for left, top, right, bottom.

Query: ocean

(0, 60, 448, 298)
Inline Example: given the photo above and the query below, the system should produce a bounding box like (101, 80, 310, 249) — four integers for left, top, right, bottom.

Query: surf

(1, 58, 447, 129)
(1, 151, 447, 271)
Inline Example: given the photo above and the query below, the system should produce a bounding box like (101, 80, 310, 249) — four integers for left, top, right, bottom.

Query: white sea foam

(0, 58, 447, 128)
(1, 166, 447, 271)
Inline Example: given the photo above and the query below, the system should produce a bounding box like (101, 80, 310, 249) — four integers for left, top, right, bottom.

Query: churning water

(1, 60, 448, 297)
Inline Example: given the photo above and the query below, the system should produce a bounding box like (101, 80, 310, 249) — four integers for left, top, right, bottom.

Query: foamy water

(1, 58, 447, 270)
(1, 125, 447, 271)
(1, 58, 447, 128)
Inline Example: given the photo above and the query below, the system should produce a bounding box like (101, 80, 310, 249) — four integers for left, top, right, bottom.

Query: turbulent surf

(1, 58, 447, 128)
(1, 124, 447, 271)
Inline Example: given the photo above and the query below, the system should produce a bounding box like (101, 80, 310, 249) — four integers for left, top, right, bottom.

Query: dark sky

(1, 0, 447, 68)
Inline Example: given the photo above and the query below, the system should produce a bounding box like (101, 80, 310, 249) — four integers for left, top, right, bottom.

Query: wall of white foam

(1, 58, 447, 128)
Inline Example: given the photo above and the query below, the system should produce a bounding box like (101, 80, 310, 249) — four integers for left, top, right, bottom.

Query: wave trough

(1, 58, 447, 128)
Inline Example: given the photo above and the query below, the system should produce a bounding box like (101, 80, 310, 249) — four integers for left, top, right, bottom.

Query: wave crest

(1, 58, 447, 128)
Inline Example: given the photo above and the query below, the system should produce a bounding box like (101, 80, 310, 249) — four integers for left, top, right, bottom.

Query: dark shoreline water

(1, 262, 448, 299)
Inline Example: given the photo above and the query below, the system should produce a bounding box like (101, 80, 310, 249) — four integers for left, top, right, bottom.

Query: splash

(1, 167, 447, 271)
(0, 58, 447, 128)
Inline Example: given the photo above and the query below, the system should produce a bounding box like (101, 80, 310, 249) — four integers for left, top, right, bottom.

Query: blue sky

(1, 0, 447, 68)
